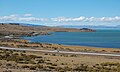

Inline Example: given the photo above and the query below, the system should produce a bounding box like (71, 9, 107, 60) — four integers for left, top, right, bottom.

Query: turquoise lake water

(21, 30, 120, 48)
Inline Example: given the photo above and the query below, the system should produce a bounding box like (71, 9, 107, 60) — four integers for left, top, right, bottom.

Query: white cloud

(72, 16, 85, 21)
(86, 16, 120, 22)
(0, 14, 47, 22)
(0, 14, 120, 26)
(51, 16, 86, 22)
(23, 14, 32, 17)
(0, 15, 17, 21)
(18, 17, 47, 22)
(51, 16, 120, 22)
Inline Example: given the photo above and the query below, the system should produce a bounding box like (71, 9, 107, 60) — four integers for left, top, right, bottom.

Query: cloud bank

(51, 16, 120, 22)
(0, 14, 47, 22)
(0, 14, 120, 26)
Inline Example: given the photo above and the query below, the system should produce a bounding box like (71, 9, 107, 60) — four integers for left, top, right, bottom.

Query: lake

(21, 30, 120, 48)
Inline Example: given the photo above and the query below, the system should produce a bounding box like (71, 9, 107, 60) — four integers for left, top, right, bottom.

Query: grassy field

(0, 39, 120, 72)
(0, 48, 120, 72)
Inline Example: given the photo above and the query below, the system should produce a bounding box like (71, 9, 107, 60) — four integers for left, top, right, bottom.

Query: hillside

(0, 23, 95, 37)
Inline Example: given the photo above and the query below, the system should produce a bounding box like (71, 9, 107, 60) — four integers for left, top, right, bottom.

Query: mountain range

(59, 25, 120, 30)
(1, 23, 120, 30)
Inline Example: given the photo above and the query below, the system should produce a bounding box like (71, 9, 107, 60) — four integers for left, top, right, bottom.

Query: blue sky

(0, 0, 120, 26)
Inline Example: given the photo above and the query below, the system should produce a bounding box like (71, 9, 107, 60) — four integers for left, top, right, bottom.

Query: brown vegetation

(0, 49, 120, 72)
(0, 23, 95, 37)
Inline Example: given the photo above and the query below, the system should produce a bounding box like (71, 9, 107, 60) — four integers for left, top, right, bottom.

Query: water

(21, 30, 120, 48)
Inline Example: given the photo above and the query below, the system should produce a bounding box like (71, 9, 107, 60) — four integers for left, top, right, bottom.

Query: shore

(59, 44, 120, 53)
(0, 38, 120, 54)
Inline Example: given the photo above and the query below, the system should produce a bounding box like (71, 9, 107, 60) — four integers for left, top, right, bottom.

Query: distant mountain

(60, 25, 120, 30)
(19, 23, 47, 27)
(117, 25, 120, 27)
(0, 23, 47, 27)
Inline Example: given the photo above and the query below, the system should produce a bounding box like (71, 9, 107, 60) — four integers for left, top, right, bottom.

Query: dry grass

(0, 49, 120, 72)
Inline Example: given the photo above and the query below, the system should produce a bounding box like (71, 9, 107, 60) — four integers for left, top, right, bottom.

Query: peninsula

(0, 23, 95, 37)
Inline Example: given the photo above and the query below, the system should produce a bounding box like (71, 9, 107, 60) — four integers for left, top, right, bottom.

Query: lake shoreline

(0, 24, 120, 53)
(25, 40, 120, 49)
(1, 38, 120, 54)
(22, 30, 120, 49)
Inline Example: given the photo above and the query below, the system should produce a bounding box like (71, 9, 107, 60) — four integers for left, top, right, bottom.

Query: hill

(0, 23, 95, 37)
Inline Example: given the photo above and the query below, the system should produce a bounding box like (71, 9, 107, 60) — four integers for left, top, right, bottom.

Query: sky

(0, 0, 120, 26)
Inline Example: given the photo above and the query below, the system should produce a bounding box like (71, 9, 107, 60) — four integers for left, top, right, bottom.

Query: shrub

(36, 65, 43, 69)
(29, 66, 36, 70)
(47, 66, 55, 69)
(21, 65, 29, 68)
(37, 59, 45, 64)
(6, 63, 12, 67)
(52, 63, 57, 66)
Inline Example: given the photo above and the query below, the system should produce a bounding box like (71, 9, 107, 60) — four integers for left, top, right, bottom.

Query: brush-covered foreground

(0, 49, 120, 72)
